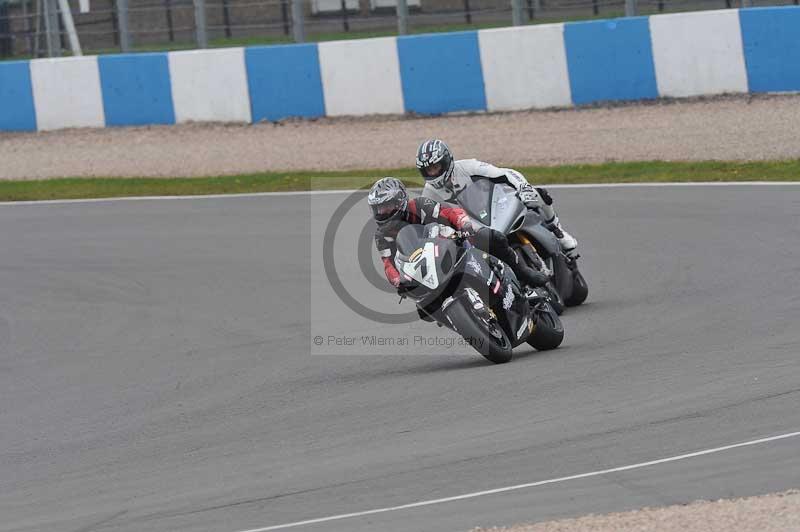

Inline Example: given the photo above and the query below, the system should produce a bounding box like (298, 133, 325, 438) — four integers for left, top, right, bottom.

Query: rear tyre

(550, 254, 574, 306)
(446, 299, 513, 364)
(564, 269, 588, 307)
(527, 302, 564, 351)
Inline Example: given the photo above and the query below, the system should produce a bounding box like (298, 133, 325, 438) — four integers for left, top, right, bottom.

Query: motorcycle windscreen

(458, 180, 525, 233)
(395, 224, 426, 257)
(489, 184, 526, 234)
(457, 179, 495, 225)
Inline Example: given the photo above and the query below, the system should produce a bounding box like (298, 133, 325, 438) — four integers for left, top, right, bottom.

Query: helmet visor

(422, 162, 444, 180)
(371, 198, 403, 222)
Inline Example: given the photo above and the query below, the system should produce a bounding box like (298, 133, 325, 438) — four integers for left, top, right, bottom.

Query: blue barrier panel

(246, 44, 325, 122)
(740, 7, 800, 93)
(397, 32, 486, 114)
(98, 53, 175, 126)
(0, 61, 37, 131)
(564, 17, 658, 105)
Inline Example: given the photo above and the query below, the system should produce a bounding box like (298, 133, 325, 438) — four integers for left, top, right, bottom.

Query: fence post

(164, 0, 175, 41)
(339, 0, 349, 31)
(194, 0, 208, 48)
(23, 0, 34, 56)
(43, 0, 60, 56)
(116, 0, 131, 51)
(511, 0, 523, 26)
(291, 0, 304, 42)
(111, 0, 119, 45)
(57, 0, 83, 55)
(397, 0, 408, 35)
(281, 0, 289, 35)
(0, 4, 9, 58)
(222, 0, 232, 37)
(624, 0, 636, 16)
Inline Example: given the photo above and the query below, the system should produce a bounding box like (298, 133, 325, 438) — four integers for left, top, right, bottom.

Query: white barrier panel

(478, 24, 572, 111)
(168, 48, 251, 124)
(318, 38, 404, 116)
(30, 57, 105, 130)
(650, 10, 748, 98)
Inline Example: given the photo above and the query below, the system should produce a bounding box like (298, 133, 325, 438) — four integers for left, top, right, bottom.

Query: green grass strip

(1, 160, 799, 202)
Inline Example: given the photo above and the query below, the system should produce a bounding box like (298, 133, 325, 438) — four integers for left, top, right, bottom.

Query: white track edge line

(1, 181, 799, 207)
(237, 429, 800, 532)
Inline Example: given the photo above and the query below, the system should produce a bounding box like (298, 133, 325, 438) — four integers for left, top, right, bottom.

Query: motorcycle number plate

(400, 242, 439, 289)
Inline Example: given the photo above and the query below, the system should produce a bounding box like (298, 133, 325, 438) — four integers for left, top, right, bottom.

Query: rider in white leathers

(417, 139, 578, 258)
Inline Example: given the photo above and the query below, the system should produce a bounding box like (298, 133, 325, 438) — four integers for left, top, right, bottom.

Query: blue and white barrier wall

(1, 7, 799, 132)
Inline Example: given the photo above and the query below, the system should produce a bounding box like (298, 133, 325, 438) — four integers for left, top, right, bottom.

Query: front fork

(513, 233, 552, 277)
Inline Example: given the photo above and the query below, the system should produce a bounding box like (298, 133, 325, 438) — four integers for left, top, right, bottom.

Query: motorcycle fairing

(399, 242, 439, 289)
(394, 223, 533, 346)
(520, 210, 561, 257)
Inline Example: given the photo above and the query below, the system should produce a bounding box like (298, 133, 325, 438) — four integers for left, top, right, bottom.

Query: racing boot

(545, 215, 578, 260)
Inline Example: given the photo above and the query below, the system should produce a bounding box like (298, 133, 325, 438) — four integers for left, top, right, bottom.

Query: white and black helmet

(368, 177, 408, 224)
(416, 139, 454, 190)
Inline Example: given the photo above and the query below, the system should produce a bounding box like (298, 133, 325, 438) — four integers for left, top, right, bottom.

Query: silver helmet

(416, 139, 454, 190)
(367, 177, 408, 224)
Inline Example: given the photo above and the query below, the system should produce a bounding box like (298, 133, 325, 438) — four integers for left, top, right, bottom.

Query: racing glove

(517, 184, 540, 208)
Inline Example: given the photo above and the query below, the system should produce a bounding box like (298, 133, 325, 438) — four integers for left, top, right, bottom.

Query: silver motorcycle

(456, 179, 588, 314)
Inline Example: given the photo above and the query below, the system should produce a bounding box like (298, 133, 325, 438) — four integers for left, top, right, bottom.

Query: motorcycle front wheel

(545, 280, 565, 315)
(445, 299, 513, 364)
(516, 243, 563, 315)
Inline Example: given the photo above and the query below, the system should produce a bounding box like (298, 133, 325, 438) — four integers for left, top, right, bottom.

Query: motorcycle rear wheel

(564, 269, 588, 307)
(446, 300, 513, 364)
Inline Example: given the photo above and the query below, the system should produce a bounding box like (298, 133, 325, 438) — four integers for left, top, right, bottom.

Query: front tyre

(545, 281, 565, 315)
(516, 242, 563, 315)
(445, 299, 513, 364)
(527, 302, 564, 351)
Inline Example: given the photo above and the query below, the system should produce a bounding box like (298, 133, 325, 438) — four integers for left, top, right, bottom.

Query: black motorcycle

(395, 222, 564, 364)
(456, 179, 588, 313)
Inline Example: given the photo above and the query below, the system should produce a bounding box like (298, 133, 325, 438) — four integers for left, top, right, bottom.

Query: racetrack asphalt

(1, 185, 798, 532)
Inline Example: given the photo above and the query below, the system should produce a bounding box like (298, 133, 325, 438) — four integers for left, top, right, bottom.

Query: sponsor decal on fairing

(502, 284, 515, 310)
(467, 256, 482, 276)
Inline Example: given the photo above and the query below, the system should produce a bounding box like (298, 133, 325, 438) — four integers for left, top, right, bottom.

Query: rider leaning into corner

(416, 138, 578, 259)
(368, 177, 549, 294)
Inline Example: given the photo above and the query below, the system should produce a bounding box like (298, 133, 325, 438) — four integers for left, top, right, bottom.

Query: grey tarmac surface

(1, 185, 799, 532)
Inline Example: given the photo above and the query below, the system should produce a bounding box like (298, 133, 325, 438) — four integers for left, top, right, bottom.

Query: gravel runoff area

(2, 94, 800, 180)
(474, 490, 800, 532)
